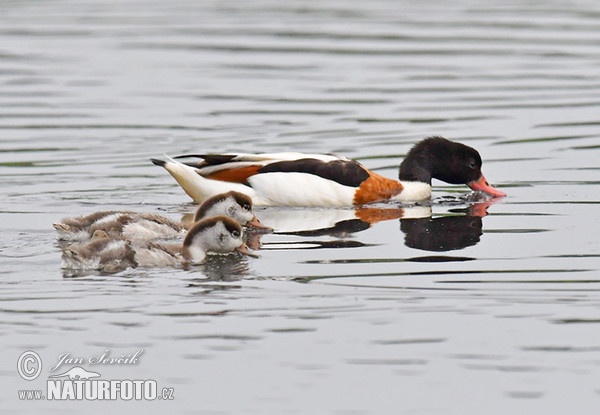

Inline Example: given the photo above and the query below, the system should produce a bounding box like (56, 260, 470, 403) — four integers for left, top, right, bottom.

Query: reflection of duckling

(53, 191, 268, 242)
(61, 216, 255, 273)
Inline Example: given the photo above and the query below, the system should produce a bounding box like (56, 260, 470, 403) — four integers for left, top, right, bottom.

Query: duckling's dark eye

(231, 230, 241, 238)
(243, 203, 251, 211)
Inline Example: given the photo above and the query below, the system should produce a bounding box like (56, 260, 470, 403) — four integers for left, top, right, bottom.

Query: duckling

(53, 191, 269, 242)
(54, 210, 185, 242)
(61, 216, 255, 272)
(184, 191, 271, 231)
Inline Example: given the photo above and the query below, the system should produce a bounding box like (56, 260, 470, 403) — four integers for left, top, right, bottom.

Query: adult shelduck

(151, 136, 506, 207)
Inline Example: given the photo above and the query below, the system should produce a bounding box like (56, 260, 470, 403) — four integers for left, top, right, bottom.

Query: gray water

(1, 1, 600, 413)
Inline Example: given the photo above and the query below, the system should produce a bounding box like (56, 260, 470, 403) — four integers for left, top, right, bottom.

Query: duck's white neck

(393, 181, 432, 202)
(182, 245, 207, 264)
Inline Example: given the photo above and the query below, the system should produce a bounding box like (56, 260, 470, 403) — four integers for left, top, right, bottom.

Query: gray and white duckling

(61, 216, 256, 272)
(54, 191, 269, 242)
(185, 191, 271, 231)
(54, 210, 185, 242)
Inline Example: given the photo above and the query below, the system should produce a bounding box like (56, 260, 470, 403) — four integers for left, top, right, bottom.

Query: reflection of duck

(258, 200, 496, 253)
(401, 216, 483, 252)
(151, 136, 505, 207)
(400, 204, 490, 252)
(260, 205, 431, 236)
(257, 205, 431, 251)
(61, 216, 256, 273)
(54, 191, 269, 242)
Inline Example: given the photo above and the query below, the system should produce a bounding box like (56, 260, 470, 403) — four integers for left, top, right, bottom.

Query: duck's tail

(151, 156, 255, 204)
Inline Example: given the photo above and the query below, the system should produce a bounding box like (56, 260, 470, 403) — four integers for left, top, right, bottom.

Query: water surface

(1, 1, 600, 414)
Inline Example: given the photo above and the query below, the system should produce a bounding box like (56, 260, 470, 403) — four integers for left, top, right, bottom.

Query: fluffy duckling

(61, 216, 255, 272)
(187, 191, 270, 231)
(54, 191, 268, 242)
(54, 210, 185, 242)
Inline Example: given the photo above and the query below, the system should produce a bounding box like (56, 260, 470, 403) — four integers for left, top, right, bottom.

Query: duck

(61, 216, 256, 272)
(150, 136, 506, 207)
(53, 191, 269, 242)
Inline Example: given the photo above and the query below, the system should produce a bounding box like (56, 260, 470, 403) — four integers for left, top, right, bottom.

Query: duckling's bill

(237, 242, 259, 258)
(246, 215, 273, 232)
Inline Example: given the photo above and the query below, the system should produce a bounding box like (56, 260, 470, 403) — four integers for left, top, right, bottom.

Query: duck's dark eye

(468, 159, 478, 170)
(231, 230, 240, 238)
(243, 203, 251, 211)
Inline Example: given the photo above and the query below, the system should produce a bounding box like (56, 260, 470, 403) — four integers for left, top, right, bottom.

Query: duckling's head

(194, 191, 271, 230)
(183, 216, 255, 263)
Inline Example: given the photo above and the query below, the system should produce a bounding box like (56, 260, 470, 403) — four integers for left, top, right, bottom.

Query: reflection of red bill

(469, 201, 491, 218)
(468, 175, 506, 198)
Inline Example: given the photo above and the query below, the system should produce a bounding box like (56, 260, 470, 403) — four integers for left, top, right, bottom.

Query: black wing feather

(174, 154, 237, 168)
(258, 158, 369, 188)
